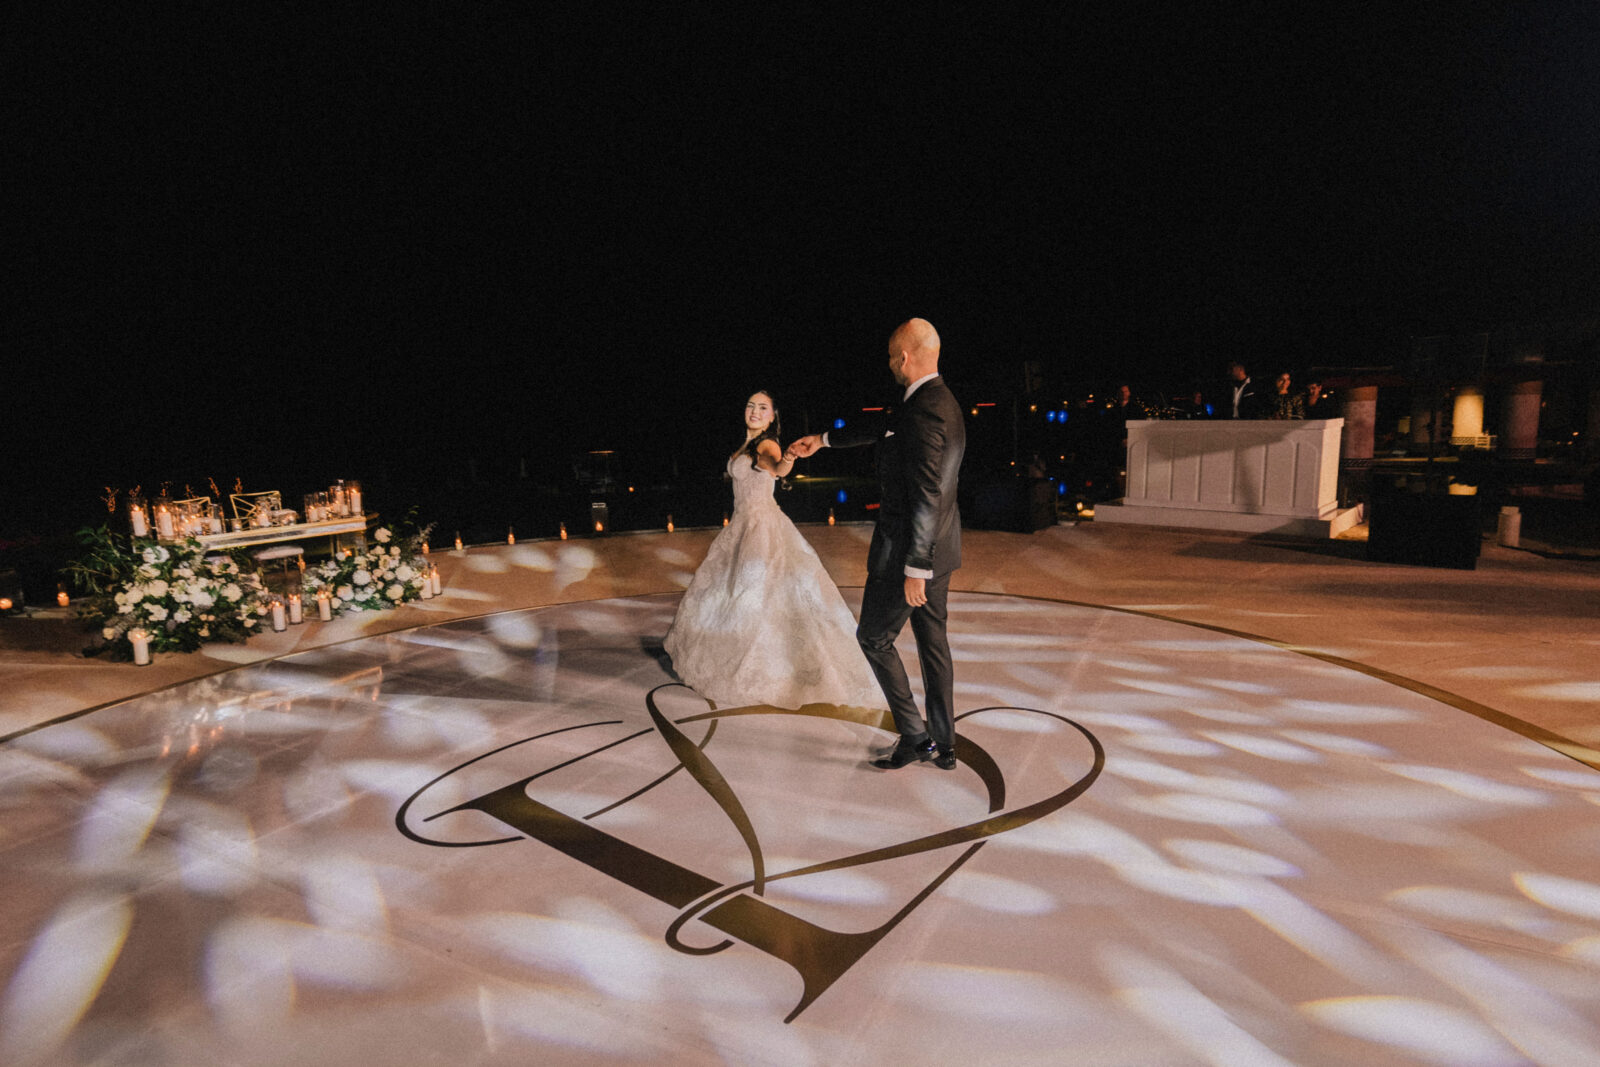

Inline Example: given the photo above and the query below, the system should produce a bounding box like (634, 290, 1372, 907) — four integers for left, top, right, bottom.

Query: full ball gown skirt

(664, 456, 886, 710)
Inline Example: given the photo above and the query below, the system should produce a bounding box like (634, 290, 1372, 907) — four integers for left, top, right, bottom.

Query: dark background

(9, 2, 1599, 561)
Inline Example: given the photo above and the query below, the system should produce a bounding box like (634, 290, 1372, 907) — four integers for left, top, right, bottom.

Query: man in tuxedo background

(788, 318, 966, 770)
(1223, 360, 1263, 418)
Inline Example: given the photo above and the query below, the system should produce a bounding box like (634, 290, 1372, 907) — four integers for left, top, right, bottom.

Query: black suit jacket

(831, 376, 965, 579)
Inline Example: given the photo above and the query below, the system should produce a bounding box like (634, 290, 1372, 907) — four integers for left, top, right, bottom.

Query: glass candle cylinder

(129, 628, 151, 666)
(129, 496, 150, 537)
(155, 497, 176, 539)
(430, 566, 442, 596)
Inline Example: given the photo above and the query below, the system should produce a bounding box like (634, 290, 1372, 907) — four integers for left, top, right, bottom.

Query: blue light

(1058, 410, 1069, 423)
(1204, 404, 1214, 416)
(1045, 410, 1056, 423)
(832, 418, 846, 430)
(1058, 483, 1068, 496)
(836, 489, 848, 504)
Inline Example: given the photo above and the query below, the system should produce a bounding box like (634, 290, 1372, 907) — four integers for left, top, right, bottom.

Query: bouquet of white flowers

(300, 523, 432, 616)
(66, 528, 273, 658)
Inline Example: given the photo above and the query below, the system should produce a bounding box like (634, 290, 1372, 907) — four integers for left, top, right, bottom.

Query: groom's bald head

(887, 318, 940, 385)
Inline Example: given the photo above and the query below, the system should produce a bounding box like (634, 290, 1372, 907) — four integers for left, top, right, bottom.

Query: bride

(663, 390, 885, 710)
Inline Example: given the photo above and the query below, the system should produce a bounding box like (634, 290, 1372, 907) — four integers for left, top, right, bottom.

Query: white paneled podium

(1094, 419, 1362, 538)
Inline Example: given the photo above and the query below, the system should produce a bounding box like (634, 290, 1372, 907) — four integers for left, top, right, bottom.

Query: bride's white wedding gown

(664, 454, 886, 710)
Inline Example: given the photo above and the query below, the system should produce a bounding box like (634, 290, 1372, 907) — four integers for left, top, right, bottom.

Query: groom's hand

(904, 576, 927, 608)
(787, 435, 823, 459)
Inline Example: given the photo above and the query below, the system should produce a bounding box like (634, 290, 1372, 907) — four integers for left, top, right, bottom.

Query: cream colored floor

(3, 523, 1599, 1066)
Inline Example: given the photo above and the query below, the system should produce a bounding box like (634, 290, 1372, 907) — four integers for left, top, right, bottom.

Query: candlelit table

(169, 514, 376, 551)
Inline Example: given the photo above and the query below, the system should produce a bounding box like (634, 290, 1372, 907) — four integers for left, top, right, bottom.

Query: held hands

(784, 434, 824, 461)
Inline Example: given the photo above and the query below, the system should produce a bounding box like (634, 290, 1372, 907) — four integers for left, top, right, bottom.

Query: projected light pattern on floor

(1, 592, 1597, 1066)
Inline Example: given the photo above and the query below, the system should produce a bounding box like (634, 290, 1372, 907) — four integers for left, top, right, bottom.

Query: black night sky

(10, 2, 1600, 544)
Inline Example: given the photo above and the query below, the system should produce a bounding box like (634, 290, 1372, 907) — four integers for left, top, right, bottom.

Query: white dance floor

(3, 590, 1599, 1065)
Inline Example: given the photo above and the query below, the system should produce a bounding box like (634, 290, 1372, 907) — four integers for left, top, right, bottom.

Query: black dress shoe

(932, 743, 957, 771)
(871, 738, 936, 769)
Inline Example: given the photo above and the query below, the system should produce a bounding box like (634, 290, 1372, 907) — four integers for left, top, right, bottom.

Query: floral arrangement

(66, 528, 273, 659)
(299, 523, 433, 615)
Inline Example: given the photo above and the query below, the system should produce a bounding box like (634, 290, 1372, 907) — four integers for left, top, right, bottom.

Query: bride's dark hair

(731, 389, 790, 488)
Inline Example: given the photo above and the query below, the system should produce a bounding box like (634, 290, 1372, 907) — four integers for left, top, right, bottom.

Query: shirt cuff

(820, 432, 830, 448)
(903, 565, 934, 580)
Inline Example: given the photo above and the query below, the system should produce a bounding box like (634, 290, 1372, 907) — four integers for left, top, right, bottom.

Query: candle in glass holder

(828, 508, 836, 526)
(507, 527, 516, 545)
(666, 514, 674, 533)
(129, 628, 151, 666)
(56, 588, 70, 608)
(271, 600, 287, 631)
(129, 499, 149, 537)
(430, 566, 442, 596)
(317, 591, 332, 621)
(288, 592, 303, 624)
(156, 506, 175, 539)
(419, 577, 433, 599)
(347, 482, 362, 515)
(454, 532, 463, 551)
(559, 523, 567, 540)
(0, 597, 12, 611)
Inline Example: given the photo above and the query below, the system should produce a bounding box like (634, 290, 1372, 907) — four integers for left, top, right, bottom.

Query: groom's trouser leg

(908, 572, 954, 747)
(857, 576, 924, 742)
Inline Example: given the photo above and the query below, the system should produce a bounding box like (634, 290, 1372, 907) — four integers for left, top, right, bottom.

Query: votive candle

(559, 523, 567, 540)
(666, 514, 674, 533)
(0, 597, 12, 611)
(507, 527, 516, 545)
(130, 628, 151, 666)
(288, 593, 303, 624)
(57, 590, 70, 608)
(454, 532, 463, 551)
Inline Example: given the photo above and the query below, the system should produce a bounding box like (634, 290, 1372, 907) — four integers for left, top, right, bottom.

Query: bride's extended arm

(756, 439, 793, 478)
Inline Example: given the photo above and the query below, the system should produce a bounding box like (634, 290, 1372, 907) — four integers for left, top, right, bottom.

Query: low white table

(1094, 420, 1361, 538)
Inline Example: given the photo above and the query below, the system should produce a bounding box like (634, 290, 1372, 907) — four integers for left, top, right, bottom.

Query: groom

(788, 318, 966, 770)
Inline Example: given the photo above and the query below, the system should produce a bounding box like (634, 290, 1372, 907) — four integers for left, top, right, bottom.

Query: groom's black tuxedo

(830, 374, 966, 749)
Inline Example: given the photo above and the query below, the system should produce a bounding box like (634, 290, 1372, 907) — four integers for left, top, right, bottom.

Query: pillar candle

(156, 508, 175, 539)
(271, 601, 287, 631)
(288, 593, 303, 624)
(130, 507, 149, 537)
(317, 592, 332, 621)
(130, 629, 151, 666)
(348, 489, 362, 514)
(419, 579, 433, 599)
(430, 567, 442, 596)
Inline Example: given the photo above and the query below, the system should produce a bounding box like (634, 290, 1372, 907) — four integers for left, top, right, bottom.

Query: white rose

(173, 609, 191, 623)
(353, 570, 371, 587)
(221, 583, 242, 601)
(176, 566, 194, 578)
(374, 527, 392, 543)
(147, 579, 170, 599)
(395, 564, 415, 582)
(142, 548, 158, 564)
(336, 585, 353, 601)
(190, 589, 215, 609)
(138, 563, 160, 579)
(154, 546, 170, 563)
(117, 603, 134, 615)
(114, 591, 129, 606)
(126, 586, 145, 604)
(147, 604, 169, 622)
(386, 584, 403, 600)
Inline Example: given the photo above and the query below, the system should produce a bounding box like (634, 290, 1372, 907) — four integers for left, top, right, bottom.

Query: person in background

(1224, 361, 1262, 418)
(1305, 379, 1336, 418)
(1264, 371, 1306, 420)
